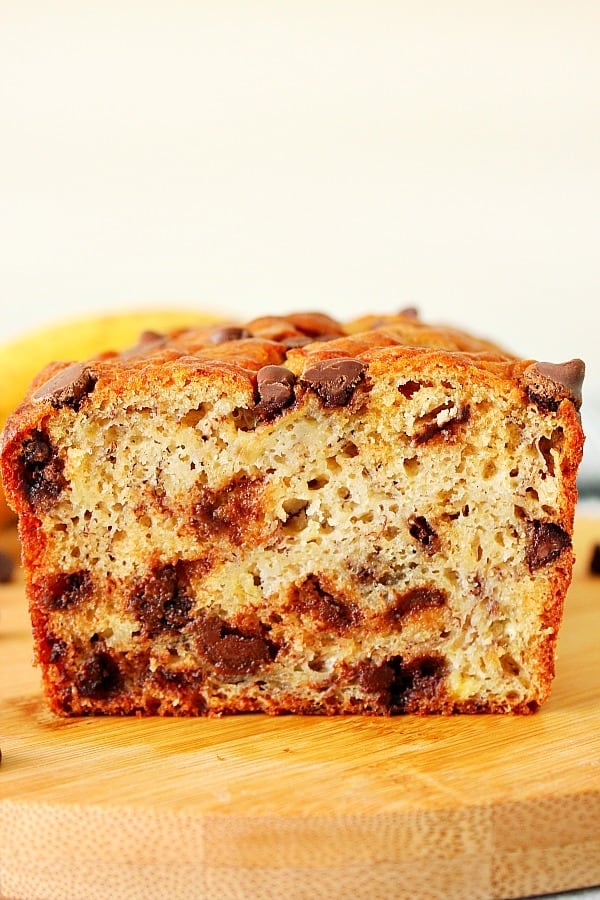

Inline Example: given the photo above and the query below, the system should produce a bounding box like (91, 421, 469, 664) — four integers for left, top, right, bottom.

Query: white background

(1, 14, 599, 898)
(1, 2, 599, 480)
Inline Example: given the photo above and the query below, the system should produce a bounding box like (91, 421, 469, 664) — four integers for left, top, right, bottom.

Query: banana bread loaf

(0, 310, 585, 715)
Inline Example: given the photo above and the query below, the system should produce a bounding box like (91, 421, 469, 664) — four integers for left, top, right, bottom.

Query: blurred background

(1, 1, 599, 486)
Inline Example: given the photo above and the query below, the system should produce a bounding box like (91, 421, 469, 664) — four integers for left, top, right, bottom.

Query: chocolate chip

(356, 659, 396, 695)
(208, 326, 252, 344)
(120, 330, 168, 359)
(391, 654, 447, 711)
(399, 306, 419, 319)
(38, 635, 68, 665)
(590, 544, 600, 576)
(139, 330, 165, 344)
(524, 359, 585, 411)
(356, 653, 447, 712)
(281, 333, 340, 349)
(40, 570, 92, 610)
(195, 615, 278, 678)
(398, 380, 422, 399)
(300, 357, 366, 407)
(0, 550, 14, 583)
(288, 575, 361, 633)
(153, 665, 205, 691)
(414, 404, 470, 445)
(386, 586, 447, 624)
(408, 516, 440, 553)
(280, 335, 313, 349)
(312, 333, 343, 344)
(256, 365, 296, 418)
(193, 476, 264, 546)
(19, 430, 66, 511)
(76, 651, 121, 697)
(22, 432, 52, 466)
(526, 520, 571, 571)
(32, 363, 98, 411)
(129, 564, 193, 638)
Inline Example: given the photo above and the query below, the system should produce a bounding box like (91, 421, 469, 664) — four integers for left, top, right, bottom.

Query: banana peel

(0, 307, 222, 527)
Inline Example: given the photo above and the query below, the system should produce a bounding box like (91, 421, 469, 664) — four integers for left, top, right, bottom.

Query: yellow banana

(0, 308, 222, 427)
(0, 307, 222, 525)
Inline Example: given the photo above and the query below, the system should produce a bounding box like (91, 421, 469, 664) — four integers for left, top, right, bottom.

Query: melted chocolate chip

(386, 586, 447, 624)
(151, 666, 207, 711)
(129, 564, 193, 637)
(193, 476, 264, 545)
(526, 520, 571, 571)
(398, 380, 422, 399)
(195, 615, 278, 678)
(40, 570, 92, 610)
(356, 659, 396, 695)
(208, 326, 252, 344)
(300, 357, 366, 407)
(120, 330, 168, 359)
(392, 655, 447, 711)
(414, 404, 470, 445)
(356, 653, 447, 713)
(139, 329, 165, 344)
(280, 335, 313, 349)
(76, 651, 121, 697)
(288, 575, 361, 633)
(408, 516, 440, 553)
(524, 359, 585, 411)
(281, 333, 340, 349)
(19, 430, 66, 511)
(256, 365, 296, 418)
(38, 635, 68, 665)
(32, 363, 98, 411)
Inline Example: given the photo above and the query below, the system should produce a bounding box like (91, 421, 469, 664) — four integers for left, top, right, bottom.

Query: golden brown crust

(0, 311, 585, 717)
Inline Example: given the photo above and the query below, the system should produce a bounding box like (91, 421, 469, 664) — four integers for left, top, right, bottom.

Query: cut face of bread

(0, 312, 585, 715)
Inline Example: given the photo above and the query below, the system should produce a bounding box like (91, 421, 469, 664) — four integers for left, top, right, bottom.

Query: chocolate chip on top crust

(280, 333, 341, 350)
(32, 363, 98, 411)
(524, 359, 585, 411)
(119, 330, 168, 359)
(208, 325, 253, 344)
(300, 357, 366, 407)
(255, 365, 296, 418)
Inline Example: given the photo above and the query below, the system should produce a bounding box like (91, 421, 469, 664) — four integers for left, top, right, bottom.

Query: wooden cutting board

(1, 518, 599, 900)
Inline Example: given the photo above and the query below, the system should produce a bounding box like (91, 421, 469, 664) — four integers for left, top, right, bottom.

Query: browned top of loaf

(1, 309, 585, 477)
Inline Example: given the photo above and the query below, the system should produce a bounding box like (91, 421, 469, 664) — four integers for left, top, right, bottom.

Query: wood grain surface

(1, 518, 599, 900)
